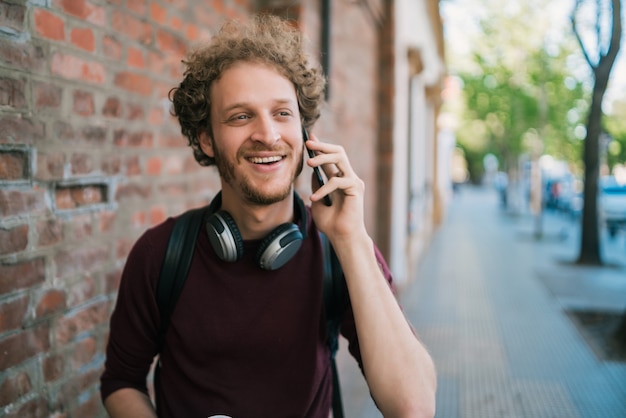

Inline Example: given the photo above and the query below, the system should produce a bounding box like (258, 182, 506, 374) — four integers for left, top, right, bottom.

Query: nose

(250, 115, 280, 146)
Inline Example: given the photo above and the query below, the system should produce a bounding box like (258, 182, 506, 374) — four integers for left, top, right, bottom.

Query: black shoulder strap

(156, 206, 206, 352)
(320, 232, 348, 418)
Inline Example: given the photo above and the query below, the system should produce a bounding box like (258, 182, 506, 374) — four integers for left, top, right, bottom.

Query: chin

(241, 183, 293, 205)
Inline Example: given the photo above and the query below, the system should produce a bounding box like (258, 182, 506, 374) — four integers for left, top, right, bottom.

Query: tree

(449, 0, 587, 185)
(571, 0, 622, 265)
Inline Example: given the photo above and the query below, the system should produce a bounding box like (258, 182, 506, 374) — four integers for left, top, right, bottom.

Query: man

(100, 14, 436, 418)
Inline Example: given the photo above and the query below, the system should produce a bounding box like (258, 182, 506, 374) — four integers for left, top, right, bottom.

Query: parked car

(599, 176, 626, 238)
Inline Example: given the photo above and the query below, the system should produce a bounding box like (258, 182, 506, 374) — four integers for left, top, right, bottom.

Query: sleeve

(339, 244, 395, 374)
(100, 221, 173, 402)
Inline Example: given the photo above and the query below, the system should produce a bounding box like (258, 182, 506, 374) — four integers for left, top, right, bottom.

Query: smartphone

(303, 127, 332, 206)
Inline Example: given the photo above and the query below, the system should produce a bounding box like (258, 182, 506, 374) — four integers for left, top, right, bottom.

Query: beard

(212, 141, 304, 205)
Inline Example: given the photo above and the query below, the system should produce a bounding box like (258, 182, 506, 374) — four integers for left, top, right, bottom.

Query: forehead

(210, 61, 297, 110)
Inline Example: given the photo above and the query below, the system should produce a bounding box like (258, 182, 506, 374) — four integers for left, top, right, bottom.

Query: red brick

(99, 211, 116, 233)
(150, 3, 167, 23)
(37, 218, 63, 247)
(35, 289, 66, 318)
(115, 182, 151, 200)
(124, 155, 141, 176)
(71, 185, 104, 205)
(0, 3, 26, 33)
(170, 16, 183, 31)
(50, 53, 105, 84)
(114, 129, 153, 147)
(0, 324, 50, 370)
(145, 156, 162, 175)
(57, 0, 105, 26)
(0, 224, 28, 255)
(70, 153, 94, 175)
(0, 258, 45, 295)
(0, 41, 45, 72)
(127, 46, 145, 68)
(55, 185, 105, 210)
(42, 353, 64, 382)
(0, 371, 31, 406)
(156, 29, 186, 56)
(35, 151, 65, 181)
(72, 90, 94, 116)
(0, 151, 27, 180)
(0, 189, 47, 217)
(111, 11, 152, 44)
(114, 71, 152, 96)
(0, 115, 45, 144)
(81, 125, 107, 144)
(33, 9, 65, 41)
(149, 205, 166, 225)
(127, 0, 147, 15)
(55, 188, 73, 210)
(0, 295, 29, 333)
(53, 301, 108, 344)
(127, 102, 145, 120)
(0, 77, 26, 108)
(103, 35, 122, 60)
(186, 23, 199, 41)
(102, 155, 121, 175)
(102, 96, 122, 117)
(148, 106, 165, 125)
(130, 210, 146, 228)
(70, 27, 95, 52)
(34, 81, 62, 109)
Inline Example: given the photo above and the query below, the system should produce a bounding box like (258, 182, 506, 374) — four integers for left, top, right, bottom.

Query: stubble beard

(212, 142, 304, 205)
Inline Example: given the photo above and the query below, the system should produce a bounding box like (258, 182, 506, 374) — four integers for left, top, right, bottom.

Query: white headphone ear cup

(256, 223, 303, 270)
(206, 211, 244, 262)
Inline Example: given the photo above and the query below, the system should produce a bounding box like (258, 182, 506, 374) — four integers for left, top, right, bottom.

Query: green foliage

(447, 0, 591, 181)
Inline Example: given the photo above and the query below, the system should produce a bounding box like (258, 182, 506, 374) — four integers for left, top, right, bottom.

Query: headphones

(205, 191, 308, 271)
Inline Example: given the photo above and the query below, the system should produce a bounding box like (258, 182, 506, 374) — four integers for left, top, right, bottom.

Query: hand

(305, 133, 367, 243)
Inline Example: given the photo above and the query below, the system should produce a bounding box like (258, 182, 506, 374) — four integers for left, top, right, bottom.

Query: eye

(275, 110, 292, 119)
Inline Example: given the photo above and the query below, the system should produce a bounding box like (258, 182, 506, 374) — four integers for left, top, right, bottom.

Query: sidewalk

(338, 186, 626, 417)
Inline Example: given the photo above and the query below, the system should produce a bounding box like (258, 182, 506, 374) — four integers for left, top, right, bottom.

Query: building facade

(0, 0, 444, 415)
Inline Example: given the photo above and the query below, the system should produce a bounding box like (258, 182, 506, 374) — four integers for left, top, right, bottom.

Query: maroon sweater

(100, 207, 393, 417)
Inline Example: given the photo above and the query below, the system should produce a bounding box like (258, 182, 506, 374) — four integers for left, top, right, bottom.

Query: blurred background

(0, 0, 625, 417)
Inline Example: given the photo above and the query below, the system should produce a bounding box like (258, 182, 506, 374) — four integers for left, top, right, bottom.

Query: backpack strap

(320, 232, 348, 418)
(156, 206, 206, 353)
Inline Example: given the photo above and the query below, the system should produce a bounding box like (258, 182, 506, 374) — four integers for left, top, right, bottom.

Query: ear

(199, 131, 215, 158)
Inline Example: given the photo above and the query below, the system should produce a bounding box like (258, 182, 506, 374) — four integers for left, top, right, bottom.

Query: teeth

(249, 156, 282, 164)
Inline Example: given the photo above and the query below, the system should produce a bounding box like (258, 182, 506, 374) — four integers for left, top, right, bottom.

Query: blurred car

(599, 176, 626, 238)
(559, 177, 583, 218)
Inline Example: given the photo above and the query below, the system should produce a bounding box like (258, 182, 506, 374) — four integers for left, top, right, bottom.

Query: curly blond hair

(169, 14, 326, 166)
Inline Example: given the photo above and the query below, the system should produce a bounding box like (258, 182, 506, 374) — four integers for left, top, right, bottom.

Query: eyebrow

(221, 98, 297, 114)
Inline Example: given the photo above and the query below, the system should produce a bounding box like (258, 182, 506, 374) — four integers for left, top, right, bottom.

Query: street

(338, 186, 626, 418)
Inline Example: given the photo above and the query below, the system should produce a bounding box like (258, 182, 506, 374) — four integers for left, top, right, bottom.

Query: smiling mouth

(248, 156, 284, 164)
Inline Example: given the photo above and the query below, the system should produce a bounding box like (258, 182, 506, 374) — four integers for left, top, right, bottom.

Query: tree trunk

(576, 72, 608, 265)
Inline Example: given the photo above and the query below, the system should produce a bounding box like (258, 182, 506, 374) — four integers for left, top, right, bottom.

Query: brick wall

(0, 1, 252, 416)
(0, 0, 388, 416)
